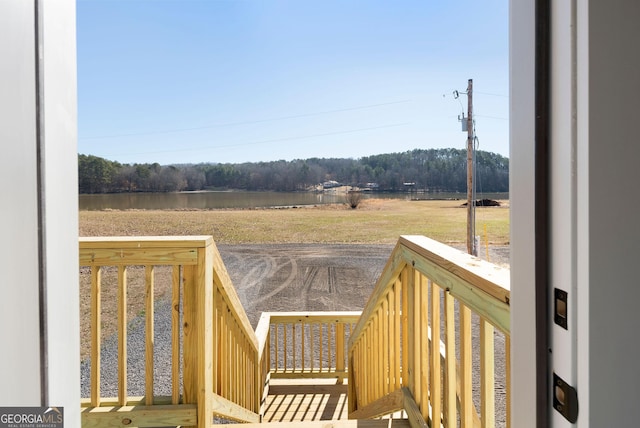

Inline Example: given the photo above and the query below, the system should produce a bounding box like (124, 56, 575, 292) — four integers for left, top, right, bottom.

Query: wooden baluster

(216, 297, 223, 395)
(221, 303, 227, 399)
(365, 326, 371, 405)
(239, 324, 244, 406)
(233, 320, 239, 404)
(171, 266, 181, 405)
(420, 275, 430, 421)
(361, 327, 367, 405)
(481, 319, 495, 428)
(371, 312, 376, 397)
(229, 313, 241, 404)
(403, 267, 411, 391)
(231, 317, 236, 403)
(443, 290, 456, 427)
(394, 279, 402, 390)
(388, 288, 396, 389)
(118, 266, 128, 406)
(283, 323, 287, 372)
(358, 339, 364, 405)
(239, 322, 243, 405)
(90, 266, 102, 407)
(348, 346, 356, 413)
(374, 309, 381, 399)
(328, 323, 334, 373)
(233, 325, 239, 405)
(307, 323, 315, 372)
(336, 322, 345, 384)
(145, 265, 154, 405)
(412, 271, 422, 414)
(430, 280, 442, 425)
(243, 330, 248, 407)
(382, 298, 390, 395)
(225, 304, 231, 399)
(244, 338, 249, 409)
(227, 306, 233, 399)
(319, 323, 323, 372)
(274, 323, 279, 373)
(301, 322, 306, 372)
(360, 336, 364, 403)
(292, 323, 296, 373)
(460, 303, 473, 428)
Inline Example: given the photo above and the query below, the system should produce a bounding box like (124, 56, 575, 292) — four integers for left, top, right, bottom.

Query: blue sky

(77, 0, 508, 165)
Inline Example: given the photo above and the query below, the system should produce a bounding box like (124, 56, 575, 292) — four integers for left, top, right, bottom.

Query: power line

(106, 122, 411, 157)
(79, 99, 412, 140)
(474, 91, 508, 98)
(474, 114, 508, 121)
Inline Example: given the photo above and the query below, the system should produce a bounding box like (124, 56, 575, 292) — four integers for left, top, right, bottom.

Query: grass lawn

(79, 198, 510, 245)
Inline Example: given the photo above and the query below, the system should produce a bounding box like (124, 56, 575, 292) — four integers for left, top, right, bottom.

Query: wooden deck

(258, 379, 410, 427)
(262, 379, 349, 422)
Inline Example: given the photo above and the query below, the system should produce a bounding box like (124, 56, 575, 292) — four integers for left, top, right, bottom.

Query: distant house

(322, 180, 341, 189)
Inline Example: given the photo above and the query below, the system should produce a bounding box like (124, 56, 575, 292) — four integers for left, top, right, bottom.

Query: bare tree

(345, 189, 363, 209)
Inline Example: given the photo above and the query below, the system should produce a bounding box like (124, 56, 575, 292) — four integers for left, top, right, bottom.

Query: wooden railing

(79, 235, 510, 427)
(348, 236, 510, 428)
(79, 236, 261, 427)
(255, 312, 360, 389)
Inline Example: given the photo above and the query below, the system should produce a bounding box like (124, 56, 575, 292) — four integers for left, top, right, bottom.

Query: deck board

(259, 379, 409, 426)
(263, 379, 349, 422)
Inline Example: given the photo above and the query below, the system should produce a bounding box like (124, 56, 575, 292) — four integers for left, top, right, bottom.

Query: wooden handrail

(348, 235, 510, 428)
(79, 236, 260, 427)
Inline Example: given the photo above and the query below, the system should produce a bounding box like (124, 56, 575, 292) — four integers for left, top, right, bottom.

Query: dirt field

(218, 243, 394, 327)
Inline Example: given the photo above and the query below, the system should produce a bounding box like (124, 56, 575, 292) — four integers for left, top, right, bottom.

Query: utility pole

(466, 79, 476, 256)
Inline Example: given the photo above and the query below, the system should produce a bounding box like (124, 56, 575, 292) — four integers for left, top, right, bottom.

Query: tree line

(78, 148, 509, 194)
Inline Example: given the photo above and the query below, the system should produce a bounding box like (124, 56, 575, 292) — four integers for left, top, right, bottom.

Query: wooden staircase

(80, 236, 510, 428)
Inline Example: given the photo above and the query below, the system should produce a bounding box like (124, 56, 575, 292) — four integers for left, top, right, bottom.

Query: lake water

(79, 191, 509, 211)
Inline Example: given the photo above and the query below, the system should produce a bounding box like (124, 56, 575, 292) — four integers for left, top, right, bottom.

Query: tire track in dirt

(218, 244, 396, 325)
(328, 266, 337, 294)
(225, 251, 275, 311)
(301, 266, 320, 306)
(302, 266, 320, 290)
(245, 254, 298, 306)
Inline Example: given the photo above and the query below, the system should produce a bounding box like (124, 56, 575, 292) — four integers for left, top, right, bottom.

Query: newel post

(183, 239, 214, 428)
